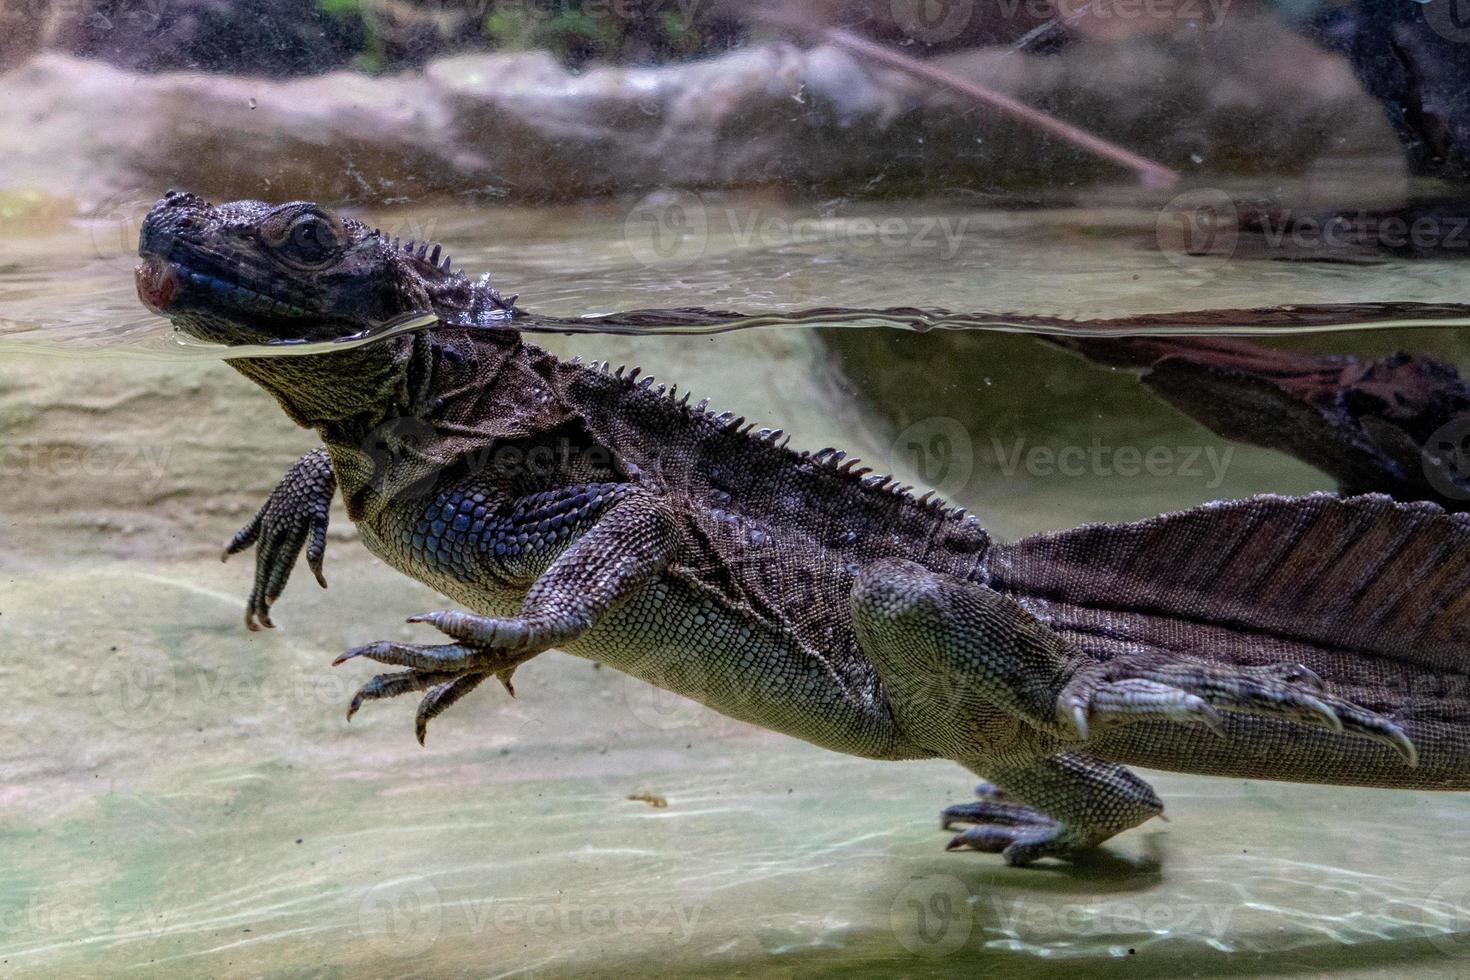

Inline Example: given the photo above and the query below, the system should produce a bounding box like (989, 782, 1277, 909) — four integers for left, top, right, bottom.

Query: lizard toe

(346, 668, 458, 720)
(414, 672, 490, 745)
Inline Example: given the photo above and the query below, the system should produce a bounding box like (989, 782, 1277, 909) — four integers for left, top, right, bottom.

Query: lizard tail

(984, 492, 1470, 787)
(986, 492, 1470, 674)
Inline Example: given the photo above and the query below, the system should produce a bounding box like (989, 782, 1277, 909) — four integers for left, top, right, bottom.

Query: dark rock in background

(0, 14, 1392, 205)
(1308, 0, 1470, 180)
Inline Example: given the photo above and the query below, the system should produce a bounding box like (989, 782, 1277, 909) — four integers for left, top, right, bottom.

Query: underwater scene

(3, 1, 1470, 976)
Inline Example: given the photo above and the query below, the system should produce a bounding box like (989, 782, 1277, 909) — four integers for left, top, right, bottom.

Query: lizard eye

(281, 213, 341, 266)
(261, 210, 344, 268)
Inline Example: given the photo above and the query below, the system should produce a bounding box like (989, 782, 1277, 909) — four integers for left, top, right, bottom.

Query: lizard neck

(235, 327, 535, 523)
(228, 336, 420, 433)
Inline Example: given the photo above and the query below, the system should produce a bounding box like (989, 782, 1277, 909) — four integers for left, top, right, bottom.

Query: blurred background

(0, 0, 1467, 205)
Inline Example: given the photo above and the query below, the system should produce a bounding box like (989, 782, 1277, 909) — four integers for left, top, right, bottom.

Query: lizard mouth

(134, 254, 179, 314)
(134, 252, 315, 320)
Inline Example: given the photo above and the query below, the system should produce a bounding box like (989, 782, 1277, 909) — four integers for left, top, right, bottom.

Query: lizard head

(135, 191, 515, 346)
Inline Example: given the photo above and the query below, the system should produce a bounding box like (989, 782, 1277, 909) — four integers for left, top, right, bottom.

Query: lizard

(133, 191, 1470, 867)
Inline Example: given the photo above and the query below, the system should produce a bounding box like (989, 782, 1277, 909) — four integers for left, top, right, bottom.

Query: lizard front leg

(222, 447, 336, 630)
(341, 482, 678, 743)
(851, 558, 1418, 865)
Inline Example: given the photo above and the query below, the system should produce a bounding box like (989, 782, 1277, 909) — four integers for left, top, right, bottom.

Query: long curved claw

(334, 640, 482, 671)
(1061, 655, 1419, 767)
(414, 673, 489, 745)
(1332, 701, 1419, 767)
(942, 798, 1054, 830)
(941, 782, 1061, 857)
(1061, 678, 1225, 740)
(306, 516, 329, 588)
(346, 668, 458, 720)
(337, 609, 548, 737)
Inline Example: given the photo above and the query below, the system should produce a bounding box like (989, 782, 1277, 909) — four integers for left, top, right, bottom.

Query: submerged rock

(0, 14, 1390, 206)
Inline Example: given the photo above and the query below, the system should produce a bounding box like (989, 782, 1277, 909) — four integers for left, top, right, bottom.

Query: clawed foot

(1058, 656, 1418, 766)
(337, 610, 548, 744)
(223, 448, 335, 630)
(941, 783, 1073, 866)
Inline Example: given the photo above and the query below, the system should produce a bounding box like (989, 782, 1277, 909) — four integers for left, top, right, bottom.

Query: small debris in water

(627, 792, 668, 808)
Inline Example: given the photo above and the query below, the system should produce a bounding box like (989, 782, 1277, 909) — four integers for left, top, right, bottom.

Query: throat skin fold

(226, 334, 418, 432)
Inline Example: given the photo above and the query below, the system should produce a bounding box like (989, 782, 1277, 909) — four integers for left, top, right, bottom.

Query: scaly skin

(135, 192, 1470, 867)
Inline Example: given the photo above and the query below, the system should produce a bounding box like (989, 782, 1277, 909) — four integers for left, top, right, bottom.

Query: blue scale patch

(403, 481, 634, 580)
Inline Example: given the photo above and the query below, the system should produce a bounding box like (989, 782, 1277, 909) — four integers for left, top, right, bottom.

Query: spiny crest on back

(370, 228, 520, 310)
(370, 227, 460, 277)
(569, 356, 971, 522)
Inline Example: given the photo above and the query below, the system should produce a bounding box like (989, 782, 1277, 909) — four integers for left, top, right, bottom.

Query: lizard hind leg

(944, 754, 1164, 865)
(850, 557, 1410, 864)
